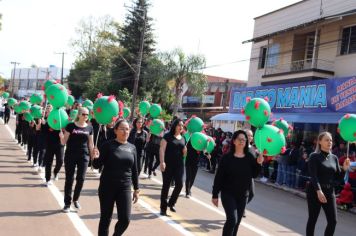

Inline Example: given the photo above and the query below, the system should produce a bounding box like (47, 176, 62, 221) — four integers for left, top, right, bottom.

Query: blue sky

(0, 0, 300, 80)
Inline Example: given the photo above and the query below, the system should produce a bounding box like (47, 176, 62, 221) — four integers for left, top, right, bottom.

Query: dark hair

(169, 118, 183, 136)
(230, 130, 249, 155)
(132, 117, 144, 130)
(114, 119, 129, 130)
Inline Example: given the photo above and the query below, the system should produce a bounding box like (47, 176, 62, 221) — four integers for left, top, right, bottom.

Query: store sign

(183, 95, 215, 104)
(229, 76, 356, 113)
(203, 95, 215, 104)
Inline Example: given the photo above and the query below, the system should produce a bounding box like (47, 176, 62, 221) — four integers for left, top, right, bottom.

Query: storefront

(211, 76, 356, 145)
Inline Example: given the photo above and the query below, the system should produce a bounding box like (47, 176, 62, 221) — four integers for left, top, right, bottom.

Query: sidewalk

(255, 179, 356, 215)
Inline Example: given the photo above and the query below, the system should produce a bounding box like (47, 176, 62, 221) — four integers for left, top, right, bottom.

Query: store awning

(210, 112, 345, 124)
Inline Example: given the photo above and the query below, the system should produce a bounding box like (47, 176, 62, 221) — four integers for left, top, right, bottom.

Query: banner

(229, 76, 356, 113)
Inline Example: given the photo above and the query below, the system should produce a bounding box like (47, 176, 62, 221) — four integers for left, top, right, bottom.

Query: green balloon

(24, 112, 34, 122)
(47, 108, 69, 130)
(1, 92, 10, 99)
(46, 84, 68, 108)
(254, 124, 286, 156)
(7, 98, 17, 107)
(123, 107, 131, 118)
(30, 105, 43, 119)
(149, 119, 165, 136)
(139, 101, 150, 116)
(13, 104, 22, 113)
(187, 117, 204, 133)
(67, 95, 75, 106)
(44, 79, 57, 91)
(19, 101, 31, 111)
(338, 114, 356, 142)
(244, 98, 271, 128)
(82, 99, 93, 108)
(93, 96, 119, 125)
(191, 132, 208, 151)
(205, 136, 216, 153)
(272, 118, 291, 137)
(30, 93, 43, 105)
(88, 107, 93, 120)
(69, 109, 78, 122)
(149, 104, 162, 118)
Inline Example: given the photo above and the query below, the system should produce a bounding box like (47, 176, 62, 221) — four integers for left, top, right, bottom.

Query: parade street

(0, 117, 355, 236)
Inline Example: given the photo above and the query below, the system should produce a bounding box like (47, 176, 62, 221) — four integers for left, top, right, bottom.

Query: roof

(206, 75, 246, 84)
(243, 8, 356, 44)
(254, 0, 305, 20)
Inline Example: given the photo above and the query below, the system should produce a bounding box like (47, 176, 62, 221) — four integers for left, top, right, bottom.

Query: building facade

(8, 65, 69, 98)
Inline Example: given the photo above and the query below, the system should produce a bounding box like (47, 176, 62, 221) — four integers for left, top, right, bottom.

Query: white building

(8, 65, 69, 98)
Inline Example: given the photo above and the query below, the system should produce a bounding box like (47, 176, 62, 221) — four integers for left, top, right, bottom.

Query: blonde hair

(75, 107, 89, 122)
(314, 131, 332, 153)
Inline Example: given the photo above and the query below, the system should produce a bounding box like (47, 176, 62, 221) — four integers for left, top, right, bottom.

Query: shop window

(340, 25, 356, 55)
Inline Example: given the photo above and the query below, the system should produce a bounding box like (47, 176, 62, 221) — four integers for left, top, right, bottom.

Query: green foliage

(84, 70, 111, 101)
(159, 109, 173, 122)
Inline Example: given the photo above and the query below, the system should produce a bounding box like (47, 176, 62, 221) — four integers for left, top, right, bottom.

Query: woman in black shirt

(306, 131, 350, 236)
(60, 107, 94, 212)
(159, 118, 186, 216)
(212, 130, 263, 236)
(92, 119, 139, 236)
(128, 117, 148, 176)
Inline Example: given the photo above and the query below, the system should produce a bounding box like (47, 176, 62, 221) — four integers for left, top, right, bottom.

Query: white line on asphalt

(137, 199, 194, 236)
(3, 122, 94, 236)
(145, 174, 271, 236)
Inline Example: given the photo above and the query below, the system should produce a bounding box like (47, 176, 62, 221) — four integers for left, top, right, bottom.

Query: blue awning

(210, 112, 346, 124)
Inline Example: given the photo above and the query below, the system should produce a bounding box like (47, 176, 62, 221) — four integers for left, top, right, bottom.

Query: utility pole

(55, 52, 65, 84)
(10, 61, 20, 97)
(223, 79, 229, 110)
(130, 9, 147, 121)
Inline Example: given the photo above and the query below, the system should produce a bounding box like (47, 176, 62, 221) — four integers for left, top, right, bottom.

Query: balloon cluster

(138, 101, 162, 118)
(243, 97, 286, 156)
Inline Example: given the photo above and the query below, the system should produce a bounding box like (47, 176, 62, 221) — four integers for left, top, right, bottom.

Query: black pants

(64, 155, 89, 206)
(98, 181, 131, 236)
(136, 149, 144, 175)
(160, 165, 184, 211)
(45, 146, 64, 182)
(221, 191, 247, 236)
(146, 147, 160, 176)
(4, 113, 10, 124)
(27, 136, 35, 161)
(33, 134, 46, 166)
(306, 186, 337, 236)
(185, 164, 198, 195)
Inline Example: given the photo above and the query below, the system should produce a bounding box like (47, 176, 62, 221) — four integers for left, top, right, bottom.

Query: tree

(68, 16, 121, 98)
(160, 48, 207, 116)
(111, 0, 156, 94)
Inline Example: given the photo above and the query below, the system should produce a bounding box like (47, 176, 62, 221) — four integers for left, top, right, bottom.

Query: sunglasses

(81, 113, 89, 116)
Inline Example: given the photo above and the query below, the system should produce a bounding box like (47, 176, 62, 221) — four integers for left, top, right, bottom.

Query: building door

(304, 35, 315, 69)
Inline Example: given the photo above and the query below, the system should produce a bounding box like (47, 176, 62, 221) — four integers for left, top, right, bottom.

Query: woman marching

(212, 130, 263, 235)
(159, 118, 187, 216)
(128, 117, 148, 176)
(59, 107, 94, 212)
(92, 119, 139, 236)
(306, 131, 350, 236)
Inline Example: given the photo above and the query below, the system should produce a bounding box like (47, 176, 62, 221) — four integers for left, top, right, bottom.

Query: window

(340, 25, 356, 55)
(19, 79, 28, 89)
(258, 47, 268, 69)
(258, 44, 280, 69)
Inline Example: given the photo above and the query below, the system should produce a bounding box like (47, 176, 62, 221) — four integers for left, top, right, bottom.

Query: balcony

(261, 59, 335, 85)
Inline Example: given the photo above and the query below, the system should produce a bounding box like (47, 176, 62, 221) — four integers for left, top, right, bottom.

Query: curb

(256, 180, 356, 215)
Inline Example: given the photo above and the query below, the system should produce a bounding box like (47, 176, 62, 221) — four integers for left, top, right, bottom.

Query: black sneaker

(73, 201, 81, 210)
(153, 171, 157, 176)
(63, 205, 70, 213)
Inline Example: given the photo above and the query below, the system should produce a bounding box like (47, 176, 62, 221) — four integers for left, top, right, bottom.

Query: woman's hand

(92, 148, 100, 159)
(212, 198, 219, 207)
(206, 154, 211, 160)
(59, 131, 64, 139)
(132, 189, 140, 203)
(160, 162, 166, 172)
(257, 153, 264, 164)
(317, 190, 327, 203)
(343, 158, 351, 171)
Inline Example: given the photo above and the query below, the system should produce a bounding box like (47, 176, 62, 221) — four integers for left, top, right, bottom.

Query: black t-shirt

(212, 152, 261, 198)
(93, 140, 138, 190)
(308, 151, 342, 191)
(65, 122, 93, 157)
(163, 132, 186, 168)
(128, 129, 148, 153)
(42, 122, 61, 147)
(186, 140, 200, 166)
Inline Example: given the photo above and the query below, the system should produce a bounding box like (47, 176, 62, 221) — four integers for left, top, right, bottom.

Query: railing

(265, 59, 334, 76)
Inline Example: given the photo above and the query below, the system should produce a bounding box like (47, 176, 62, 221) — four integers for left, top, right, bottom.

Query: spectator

(336, 183, 354, 210)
